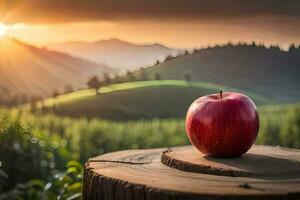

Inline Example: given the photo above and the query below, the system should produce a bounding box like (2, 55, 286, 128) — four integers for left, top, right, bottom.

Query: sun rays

(0, 23, 7, 37)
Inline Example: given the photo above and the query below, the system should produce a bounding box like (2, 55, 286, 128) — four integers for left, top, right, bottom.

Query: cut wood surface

(161, 145, 300, 178)
(83, 145, 300, 200)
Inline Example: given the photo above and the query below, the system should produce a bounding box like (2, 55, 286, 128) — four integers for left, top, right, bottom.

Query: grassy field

(31, 80, 271, 120)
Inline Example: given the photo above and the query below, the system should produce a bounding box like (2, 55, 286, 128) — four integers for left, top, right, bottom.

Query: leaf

(0, 188, 22, 200)
(66, 167, 78, 175)
(66, 193, 81, 200)
(29, 179, 45, 190)
(66, 161, 82, 170)
(0, 170, 8, 180)
(58, 175, 73, 184)
(67, 183, 81, 192)
(44, 182, 52, 191)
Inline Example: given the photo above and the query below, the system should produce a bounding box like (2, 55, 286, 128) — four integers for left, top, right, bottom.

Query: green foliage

(0, 109, 189, 199)
(257, 104, 300, 148)
(9, 112, 188, 162)
(25, 160, 83, 200)
(0, 113, 72, 199)
(1, 102, 300, 199)
(0, 116, 62, 187)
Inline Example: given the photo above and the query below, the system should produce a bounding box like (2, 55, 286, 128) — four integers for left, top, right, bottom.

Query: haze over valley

(48, 38, 176, 71)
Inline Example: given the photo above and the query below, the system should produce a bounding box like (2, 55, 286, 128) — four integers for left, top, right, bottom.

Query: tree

(52, 90, 60, 98)
(154, 73, 161, 80)
(126, 70, 135, 81)
(87, 76, 102, 95)
(140, 67, 147, 81)
(289, 43, 297, 53)
(164, 55, 173, 62)
(102, 73, 111, 86)
(30, 96, 38, 113)
(64, 85, 73, 94)
(52, 103, 56, 113)
(269, 45, 280, 52)
(227, 41, 234, 47)
(41, 100, 47, 113)
(20, 94, 28, 104)
(10, 94, 19, 106)
(184, 73, 192, 82)
(112, 73, 122, 83)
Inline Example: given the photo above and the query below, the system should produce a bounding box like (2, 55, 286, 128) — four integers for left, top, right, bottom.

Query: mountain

(0, 38, 111, 104)
(47, 39, 176, 71)
(141, 44, 300, 103)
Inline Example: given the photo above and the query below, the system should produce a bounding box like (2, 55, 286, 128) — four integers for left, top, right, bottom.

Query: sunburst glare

(0, 23, 7, 37)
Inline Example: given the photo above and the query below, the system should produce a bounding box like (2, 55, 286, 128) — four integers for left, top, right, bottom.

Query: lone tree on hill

(155, 72, 161, 80)
(87, 76, 102, 95)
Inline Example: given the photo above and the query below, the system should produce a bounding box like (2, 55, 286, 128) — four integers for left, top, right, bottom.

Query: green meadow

(28, 80, 271, 120)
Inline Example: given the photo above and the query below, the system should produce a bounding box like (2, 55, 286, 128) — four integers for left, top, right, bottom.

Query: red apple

(185, 91, 259, 157)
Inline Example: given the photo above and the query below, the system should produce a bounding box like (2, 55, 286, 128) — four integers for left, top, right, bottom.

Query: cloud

(1, 0, 300, 23)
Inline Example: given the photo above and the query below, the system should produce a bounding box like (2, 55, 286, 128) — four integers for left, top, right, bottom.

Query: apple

(185, 91, 259, 157)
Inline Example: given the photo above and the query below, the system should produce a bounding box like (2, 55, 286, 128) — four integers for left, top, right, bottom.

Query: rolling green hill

(141, 44, 300, 103)
(36, 80, 271, 120)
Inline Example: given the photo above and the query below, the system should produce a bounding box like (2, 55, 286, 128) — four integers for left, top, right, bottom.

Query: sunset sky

(1, 0, 300, 48)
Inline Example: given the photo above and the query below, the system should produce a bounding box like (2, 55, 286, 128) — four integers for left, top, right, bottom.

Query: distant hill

(0, 38, 111, 104)
(47, 39, 176, 71)
(36, 80, 270, 120)
(142, 44, 300, 103)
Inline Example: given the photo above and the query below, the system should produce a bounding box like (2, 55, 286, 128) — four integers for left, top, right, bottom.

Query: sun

(0, 23, 7, 37)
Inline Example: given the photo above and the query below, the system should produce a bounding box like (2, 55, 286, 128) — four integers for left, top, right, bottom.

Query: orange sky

(3, 18, 299, 49)
(1, 1, 299, 49)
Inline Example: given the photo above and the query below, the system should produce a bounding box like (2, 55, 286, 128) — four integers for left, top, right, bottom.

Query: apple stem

(220, 90, 223, 99)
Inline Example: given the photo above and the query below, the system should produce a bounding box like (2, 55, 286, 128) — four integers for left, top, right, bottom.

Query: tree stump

(83, 145, 300, 200)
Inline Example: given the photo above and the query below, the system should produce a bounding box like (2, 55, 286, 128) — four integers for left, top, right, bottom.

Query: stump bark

(83, 145, 300, 200)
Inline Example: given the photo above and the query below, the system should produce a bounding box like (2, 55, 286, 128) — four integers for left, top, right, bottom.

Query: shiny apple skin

(186, 92, 259, 157)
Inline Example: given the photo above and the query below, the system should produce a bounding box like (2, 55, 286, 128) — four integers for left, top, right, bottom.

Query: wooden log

(161, 145, 300, 178)
(83, 145, 300, 200)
